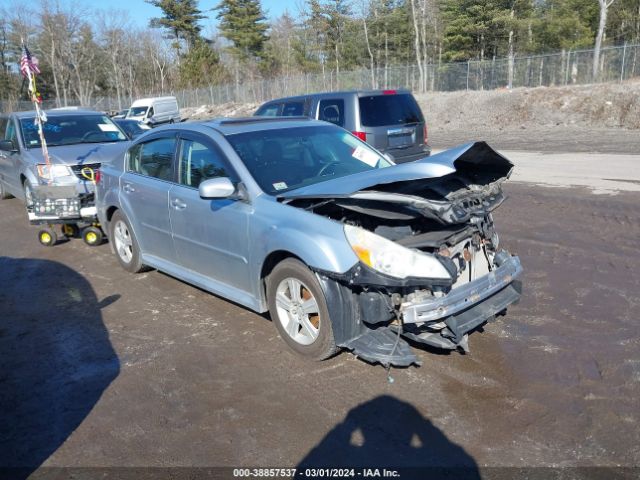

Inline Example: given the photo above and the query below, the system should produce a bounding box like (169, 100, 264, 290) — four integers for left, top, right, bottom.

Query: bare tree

(98, 10, 131, 109)
(360, 0, 376, 89)
(410, 0, 425, 92)
(593, 0, 616, 80)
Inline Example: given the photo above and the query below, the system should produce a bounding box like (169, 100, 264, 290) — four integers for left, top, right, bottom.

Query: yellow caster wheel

(61, 223, 80, 238)
(38, 229, 58, 247)
(82, 226, 104, 246)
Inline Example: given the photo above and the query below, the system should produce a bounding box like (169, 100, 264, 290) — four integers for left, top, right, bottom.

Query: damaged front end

(282, 142, 523, 367)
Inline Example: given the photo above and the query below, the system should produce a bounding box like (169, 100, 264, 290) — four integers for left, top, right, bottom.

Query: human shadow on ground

(0, 256, 120, 479)
(297, 395, 480, 480)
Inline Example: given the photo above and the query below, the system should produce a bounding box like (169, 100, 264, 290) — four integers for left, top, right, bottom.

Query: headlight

(37, 164, 73, 179)
(344, 224, 452, 280)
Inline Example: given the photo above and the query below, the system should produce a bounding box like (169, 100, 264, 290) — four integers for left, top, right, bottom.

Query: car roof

(259, 89, 413, 105)
(148, 117, 328, 136)
(11, 109, 104, 119)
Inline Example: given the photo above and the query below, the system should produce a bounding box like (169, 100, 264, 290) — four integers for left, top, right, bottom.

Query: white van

(126, 96, 180, 126)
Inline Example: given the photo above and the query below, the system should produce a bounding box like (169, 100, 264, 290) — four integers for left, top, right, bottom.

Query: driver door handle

(171, 198, 187, 210)
(123, 183, 135, 193)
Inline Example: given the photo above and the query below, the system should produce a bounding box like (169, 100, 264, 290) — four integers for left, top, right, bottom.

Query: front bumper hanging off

(337, 252, 523, 367)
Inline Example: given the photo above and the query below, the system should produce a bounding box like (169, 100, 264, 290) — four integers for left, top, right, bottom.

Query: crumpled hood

(26, 141, 130, 166)
(279, 141, 513, 199)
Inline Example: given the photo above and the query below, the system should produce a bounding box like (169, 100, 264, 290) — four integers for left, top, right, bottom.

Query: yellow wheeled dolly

(28, 168, 106, 247)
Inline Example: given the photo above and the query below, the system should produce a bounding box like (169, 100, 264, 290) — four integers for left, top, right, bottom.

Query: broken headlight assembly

(344, 224, 452, 280)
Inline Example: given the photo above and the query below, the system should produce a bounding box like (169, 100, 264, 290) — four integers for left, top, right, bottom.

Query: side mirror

(0, 140, 17, 152)
(199, 177, 236, 199)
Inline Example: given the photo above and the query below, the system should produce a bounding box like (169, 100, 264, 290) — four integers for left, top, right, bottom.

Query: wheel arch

(258, 250, 303, 310)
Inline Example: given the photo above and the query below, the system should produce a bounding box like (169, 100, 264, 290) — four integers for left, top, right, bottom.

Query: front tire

(267, 258, 338, 361)
(109, 210, 146, 273)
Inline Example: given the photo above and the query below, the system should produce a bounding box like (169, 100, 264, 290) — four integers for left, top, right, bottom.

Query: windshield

(225, 125, 392, 195)
(358, 94, 424, 127)
(20, 115, 127, 148)
(128, 106, 148, 117)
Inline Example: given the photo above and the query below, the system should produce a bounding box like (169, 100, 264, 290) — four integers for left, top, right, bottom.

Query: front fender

(259, 226, 359, 275)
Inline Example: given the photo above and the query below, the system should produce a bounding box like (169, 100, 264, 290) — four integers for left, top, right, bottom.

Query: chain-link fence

(2, 43, 639, 113)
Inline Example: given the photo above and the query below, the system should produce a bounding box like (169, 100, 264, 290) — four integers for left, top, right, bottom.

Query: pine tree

(215, 0, 269, 61)
(147, 0, 205, 56)
(178, 39, 228, 87)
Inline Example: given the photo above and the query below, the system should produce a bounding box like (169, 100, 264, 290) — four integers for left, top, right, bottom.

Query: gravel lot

(1, 149, 639, 478)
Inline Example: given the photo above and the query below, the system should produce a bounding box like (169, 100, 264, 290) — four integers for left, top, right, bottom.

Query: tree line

(1, 0, 638, 108)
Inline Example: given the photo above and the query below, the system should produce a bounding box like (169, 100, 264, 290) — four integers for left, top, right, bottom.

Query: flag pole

(21, 38, 52, 184)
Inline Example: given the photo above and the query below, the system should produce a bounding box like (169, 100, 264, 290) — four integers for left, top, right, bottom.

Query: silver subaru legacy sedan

(96, 117, 522, 367)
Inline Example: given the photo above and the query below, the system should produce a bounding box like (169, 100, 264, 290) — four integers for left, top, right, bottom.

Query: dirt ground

(1, 178, 639, 477)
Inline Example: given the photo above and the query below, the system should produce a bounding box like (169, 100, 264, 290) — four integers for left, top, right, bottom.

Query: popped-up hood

(26, 142, 130, 167)
(280, 142, 513, 199)
(281, 142, 514, 225)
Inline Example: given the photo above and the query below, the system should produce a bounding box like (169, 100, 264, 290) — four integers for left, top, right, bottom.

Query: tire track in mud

(2, 184, 640, 467)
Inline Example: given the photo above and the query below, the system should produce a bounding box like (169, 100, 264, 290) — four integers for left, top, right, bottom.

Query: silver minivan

(0, 110, 129, 202)
(255, 90, 431, 164)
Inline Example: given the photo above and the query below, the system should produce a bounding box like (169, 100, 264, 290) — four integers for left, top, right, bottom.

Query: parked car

(254, 90, 431, 164)
(126, 96, 180, 126)
(111, 109, 130, 119)
(114, 119, 152, 139)
(96, 117, 522, 366)
(0, 110, 129, 202)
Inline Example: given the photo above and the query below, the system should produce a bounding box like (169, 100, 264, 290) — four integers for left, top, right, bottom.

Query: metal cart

(27, 184, 105, 247)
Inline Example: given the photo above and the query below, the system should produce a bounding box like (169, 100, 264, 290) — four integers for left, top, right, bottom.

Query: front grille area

(70, 163, 101, 180)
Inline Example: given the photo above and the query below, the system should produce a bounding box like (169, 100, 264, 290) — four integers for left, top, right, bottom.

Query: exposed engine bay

(281, 142, 523, 366)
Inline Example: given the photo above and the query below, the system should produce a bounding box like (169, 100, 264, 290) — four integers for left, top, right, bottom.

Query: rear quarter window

(358, 94, 424, 127)
(255, 103, 280, 116)
(318, 99, 345, 127)
(282, 102, 304, 116)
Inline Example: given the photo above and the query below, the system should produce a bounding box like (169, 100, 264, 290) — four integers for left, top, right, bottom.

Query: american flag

(20, 44, 40, 77)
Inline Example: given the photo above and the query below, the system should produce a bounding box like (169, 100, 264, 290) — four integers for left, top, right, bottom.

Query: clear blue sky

(81, 0, 298, 29)
(0, 0, 299, 30)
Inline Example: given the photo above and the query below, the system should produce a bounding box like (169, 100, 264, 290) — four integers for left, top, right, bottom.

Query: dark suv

(254, 90, 430, 164)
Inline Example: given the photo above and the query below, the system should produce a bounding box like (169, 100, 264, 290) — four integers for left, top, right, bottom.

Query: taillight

(382, 89, 397, 95)
(423, 124, 428, 144)
(95, 169, 102, 184)
(352, 131, 367, 142)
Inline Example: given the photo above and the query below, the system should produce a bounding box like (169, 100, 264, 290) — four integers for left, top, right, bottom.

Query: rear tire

(267, 258, 337, 361)
(109, 210, 146, 273)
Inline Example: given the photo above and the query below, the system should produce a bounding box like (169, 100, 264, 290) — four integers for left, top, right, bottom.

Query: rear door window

(358, 94, 424, 127)
(128, 137, 176, 182)
(318, 99, 345, 127)
(282, 101, 304, 116)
